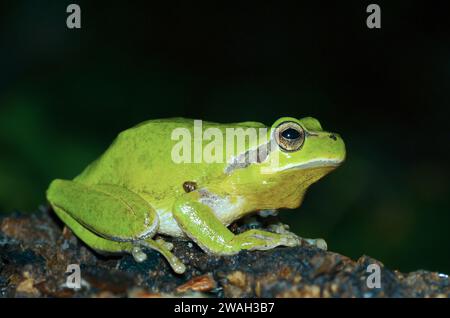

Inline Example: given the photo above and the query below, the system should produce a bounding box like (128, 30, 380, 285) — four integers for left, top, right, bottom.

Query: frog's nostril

(329, 134, 337, 141)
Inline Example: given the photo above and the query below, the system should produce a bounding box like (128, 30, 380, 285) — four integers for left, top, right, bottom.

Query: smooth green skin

(47, 117, 345, 274)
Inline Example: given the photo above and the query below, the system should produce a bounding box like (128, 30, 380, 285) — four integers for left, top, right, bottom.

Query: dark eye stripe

(281, 128, 301, 140)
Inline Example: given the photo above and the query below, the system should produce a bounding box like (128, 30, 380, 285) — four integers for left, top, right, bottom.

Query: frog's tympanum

(47, 117, 345, 273)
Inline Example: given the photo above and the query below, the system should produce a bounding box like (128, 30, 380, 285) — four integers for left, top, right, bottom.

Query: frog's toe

(172, 259, 186, 274)
(315, 239, 328, 250)
(156, 238, 174, 251)
(131, 246, 148, 262)
(268, 223, 291, 234)
(280, 234, 302, 247)
(303, 238, 328, 250)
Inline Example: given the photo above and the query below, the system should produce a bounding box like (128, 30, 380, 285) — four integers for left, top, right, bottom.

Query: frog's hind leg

(54, 206, 185, 273)
(53, 204, 137, 255)
(47, 179, 186, 273)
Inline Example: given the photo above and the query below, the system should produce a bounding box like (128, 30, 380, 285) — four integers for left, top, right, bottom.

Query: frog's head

(265, 116, 346, 174)
(225, 116, 346, 209)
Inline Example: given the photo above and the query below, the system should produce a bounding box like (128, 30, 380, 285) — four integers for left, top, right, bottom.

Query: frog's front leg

(173, 192, 300, 255)
(47, 179, 186, 273)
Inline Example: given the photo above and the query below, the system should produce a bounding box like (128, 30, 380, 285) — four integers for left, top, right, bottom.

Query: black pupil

(281, 128, 301, 140)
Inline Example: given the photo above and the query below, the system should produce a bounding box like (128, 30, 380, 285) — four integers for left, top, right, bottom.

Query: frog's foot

(267, 223, 328, 251)
(130, 240, 184, 274)
(139, 238, 186, 274)
(231, 229, 301, 251)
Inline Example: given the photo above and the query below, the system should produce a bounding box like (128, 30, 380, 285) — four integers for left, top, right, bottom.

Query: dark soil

(0, 208, 448, 298)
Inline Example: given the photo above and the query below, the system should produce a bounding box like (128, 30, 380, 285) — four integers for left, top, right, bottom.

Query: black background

(0, 1, 449, 273)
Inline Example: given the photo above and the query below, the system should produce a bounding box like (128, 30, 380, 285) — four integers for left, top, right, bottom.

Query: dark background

(0, 1, 449, 273)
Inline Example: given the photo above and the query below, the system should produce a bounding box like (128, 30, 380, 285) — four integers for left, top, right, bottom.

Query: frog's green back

(75, 118, 266, 200)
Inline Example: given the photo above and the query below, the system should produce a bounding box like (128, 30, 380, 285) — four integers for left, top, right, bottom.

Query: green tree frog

(47, 117, 345, 274)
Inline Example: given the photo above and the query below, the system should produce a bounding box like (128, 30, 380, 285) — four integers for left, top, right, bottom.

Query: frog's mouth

(277, 158, 343, 172)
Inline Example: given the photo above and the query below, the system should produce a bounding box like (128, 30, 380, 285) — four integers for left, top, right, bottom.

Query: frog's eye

(274, 121, 305, 152)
